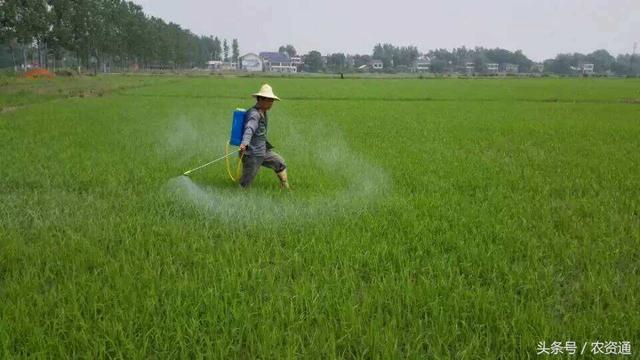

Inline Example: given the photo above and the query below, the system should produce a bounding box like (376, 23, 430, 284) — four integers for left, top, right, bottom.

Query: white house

(209, 60, 237, 71)
(531, 63, 544, 73)
(240, 53, 263, 72)
(486, 63, 499, 74)
(411, 56, 431, 72)
(290, 56, 303, 66)
(504, 63, 519, 73)
(465, 62, 475, 74)
(370, 59, 383, 70)
(412, 60, 431, 72)
(260, 52, 297, 73)
(570, 63, 595, 75)
(207, 60, 222, 70)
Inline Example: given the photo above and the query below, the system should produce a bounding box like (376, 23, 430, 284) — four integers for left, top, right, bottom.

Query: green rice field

(1, 75, 639, 358)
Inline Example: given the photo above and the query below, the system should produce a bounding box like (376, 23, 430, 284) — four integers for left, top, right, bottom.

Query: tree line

(543, 50, 639, 76)
(1, 1, 637, 75)
(0, 0, 239, 72)
(276, 43, 638, 75)
(424, 46, 638, 75)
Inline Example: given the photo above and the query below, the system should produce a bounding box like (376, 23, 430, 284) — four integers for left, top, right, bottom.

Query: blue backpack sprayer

(182, 109, 246, 180)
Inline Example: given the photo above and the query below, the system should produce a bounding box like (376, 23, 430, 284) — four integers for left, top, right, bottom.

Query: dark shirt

(240, 106, 270, 157)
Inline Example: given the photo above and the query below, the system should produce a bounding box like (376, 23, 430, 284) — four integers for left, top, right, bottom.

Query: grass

(1, 75, 639, 358)
(0, 74, 179, 112)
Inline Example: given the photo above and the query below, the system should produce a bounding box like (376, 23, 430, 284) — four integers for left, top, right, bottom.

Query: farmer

(239, 84, 289, 189)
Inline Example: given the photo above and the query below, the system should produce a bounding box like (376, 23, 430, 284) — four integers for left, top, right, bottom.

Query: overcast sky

(131, 0, 639, 62)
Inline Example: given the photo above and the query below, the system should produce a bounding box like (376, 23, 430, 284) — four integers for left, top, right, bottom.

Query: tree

(10, 1, 636, 76)
(612, 53, 640, 76)
(278, 44, 296, 58)
(352, 54, 371, 68)
(94, 0, 134, 69)
(199, 35, 214, 63)
(510, 50, 532, 73)
(0, 0, 235, 72)
(426, 48, 454, 73)
(424, 46, 533, 74)
(372, 43, 395, 69)
(223, 39, 229, 61)
(65, 0, 93, 71)
(231, 38, 239, 63)
(0, 0, 50, 68)
(485, 48, 513, 64)
(587, 49, 615, 73)
(429, 58, 447, 73)
(545, 53, 573, 74)
(121, 2, 151, 68)
(304, 50, 323, 72)
(212, 36, 221, 60)
(393, 46, 419, 67)
(326, 53, 346, 72)
(452, 46, 471, 66)
(0, 0, 19, 69)
(372, 43, 420, 70)
(286, 45, 296, 57)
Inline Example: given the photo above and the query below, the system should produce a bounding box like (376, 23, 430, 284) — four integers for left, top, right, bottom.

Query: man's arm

(240, 111, 260, 151)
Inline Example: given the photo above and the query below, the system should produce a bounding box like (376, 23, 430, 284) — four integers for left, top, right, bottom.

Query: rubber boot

(276, 169, 290, 189)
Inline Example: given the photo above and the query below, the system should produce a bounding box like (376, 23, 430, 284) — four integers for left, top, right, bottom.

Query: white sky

(132, 0, 639, 61)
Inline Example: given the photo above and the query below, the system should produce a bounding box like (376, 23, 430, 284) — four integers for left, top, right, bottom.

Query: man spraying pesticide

(181, 84, 289, 189)
(239, 84, 289, 189)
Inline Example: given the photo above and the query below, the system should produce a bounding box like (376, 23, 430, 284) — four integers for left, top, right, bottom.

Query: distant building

(208, 60, 237, 71)
(530, 63, 544, 73)
(370, 59, 383, 70)
(503, 63, 519, 73)
(221, 62, 237, 71)
(570, 63, 595, 75)
(582, 63, 594, 75)
(465, 62, 475, 74)
(290, 56, 303, 66)
(240, 53, 263, 72)
(207, 60, 222, 70)
(290, 56, 303, 71)
(412, 57, 431, 72)
(259, 52, 297, 73)
(486, 63, 499, 74)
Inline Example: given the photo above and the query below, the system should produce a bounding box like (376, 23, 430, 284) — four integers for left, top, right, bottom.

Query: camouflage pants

(239, 151, 287, 188)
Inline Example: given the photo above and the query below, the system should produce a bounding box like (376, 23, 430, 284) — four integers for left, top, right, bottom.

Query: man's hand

(240, 144, 248, 153)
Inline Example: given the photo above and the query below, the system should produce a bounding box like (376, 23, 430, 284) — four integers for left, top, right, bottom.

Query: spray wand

(183, 149, 240, 176)
(182, 108, 248, 179)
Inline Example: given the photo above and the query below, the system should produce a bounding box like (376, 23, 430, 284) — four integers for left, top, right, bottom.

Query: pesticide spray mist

(161, 115, 389, 227)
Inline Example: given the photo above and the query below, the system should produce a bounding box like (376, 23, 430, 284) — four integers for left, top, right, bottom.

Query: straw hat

(252, 84, 281, 101)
